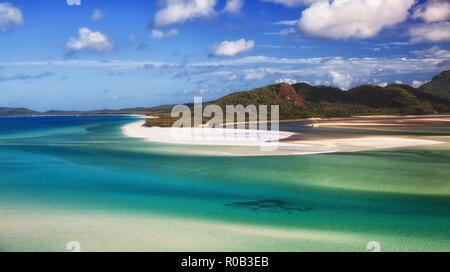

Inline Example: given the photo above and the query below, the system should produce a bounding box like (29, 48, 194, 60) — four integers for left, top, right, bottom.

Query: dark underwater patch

(225, 200, 314, 214)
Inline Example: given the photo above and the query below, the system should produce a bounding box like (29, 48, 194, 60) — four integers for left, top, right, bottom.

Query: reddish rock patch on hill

(277, 83, 304, 106)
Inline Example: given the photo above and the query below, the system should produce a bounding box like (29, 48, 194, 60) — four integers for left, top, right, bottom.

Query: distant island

(2, 70, 449, 127)
(0, 107, 156, 117)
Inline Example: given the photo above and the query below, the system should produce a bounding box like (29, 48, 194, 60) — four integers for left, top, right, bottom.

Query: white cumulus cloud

(329, 70, 353, 90)
(214, 38, 254, 57)
(224, 0, 244, 13)
(66, 28, 114, 53)
(409, 22, 450, 43)
(412, 0, 450, 23)
(0, 3, 23, 33)
(154, 0, 217, 28)
(297, 0, 415, 40)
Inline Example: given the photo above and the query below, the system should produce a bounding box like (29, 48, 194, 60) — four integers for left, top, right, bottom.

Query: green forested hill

(144, 70, 450, 126)
(212, 80, 450, 119)
(0, 107, 39, 116)
(0, 107, 156, 117)
(419, 70, 450, 102)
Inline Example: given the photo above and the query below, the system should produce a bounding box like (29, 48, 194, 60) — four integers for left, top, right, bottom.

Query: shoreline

(219, 113, 450, 126)
(121, 120, 446, 156)
(0, 114, 149, 118)
(122, 121, 295, 147)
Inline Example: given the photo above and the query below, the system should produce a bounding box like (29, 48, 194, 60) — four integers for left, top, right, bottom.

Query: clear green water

(0, 116, 449, 252)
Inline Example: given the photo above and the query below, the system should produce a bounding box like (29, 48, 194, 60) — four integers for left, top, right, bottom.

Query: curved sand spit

(122, 121, 445, 156)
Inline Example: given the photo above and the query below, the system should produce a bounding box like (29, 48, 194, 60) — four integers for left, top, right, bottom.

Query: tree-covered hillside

(419, 70, 450, 102)
(145, 70, 450, 126)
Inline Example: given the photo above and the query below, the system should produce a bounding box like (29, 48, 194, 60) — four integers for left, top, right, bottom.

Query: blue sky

(0, 0, 449, 111)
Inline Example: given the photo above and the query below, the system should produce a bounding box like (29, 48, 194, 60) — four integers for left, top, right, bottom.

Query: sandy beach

(122, 121, 294, 147)
(122, 119, 446, 156)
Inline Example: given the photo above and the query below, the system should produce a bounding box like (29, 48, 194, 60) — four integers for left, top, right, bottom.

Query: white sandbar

(122, 121, 445, 156)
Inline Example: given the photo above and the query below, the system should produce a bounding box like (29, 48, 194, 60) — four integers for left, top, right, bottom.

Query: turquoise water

(0, 116, 449, 251)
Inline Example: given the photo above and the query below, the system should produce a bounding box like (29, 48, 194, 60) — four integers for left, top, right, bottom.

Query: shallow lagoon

(0, 116, 449, 251)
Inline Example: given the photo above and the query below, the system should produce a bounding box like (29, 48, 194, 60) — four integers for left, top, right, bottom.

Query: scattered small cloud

(276, 78, 297, 84)
(223, 0, 244, 13)
(329, 70, 354, 90)
(264, 27, 296, 36)
(0, 71, 54, 82)
(0, 3, 24, 33)
(272, 20, 298, 26)
(151, 30, 164, 39)
(214, 38, 254, 57)
(174, 87, 225, 97)
(90, 9, 103, 21)
(66, 28, 114, 54)
(412, 80, 424, 88)
(153, 0, 216, 28)
(412, 0, 450, 23)
(409, 22, 450, 43)
(244, 69, 266, 80)
(437, 59, 450, 68)
(378, 82, 388, 87)
(412, 46, 450, 57)
(268, 19, 299, 36)
(66, 0, 81, 6)
(151, 29, 179, 39)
